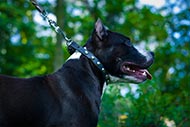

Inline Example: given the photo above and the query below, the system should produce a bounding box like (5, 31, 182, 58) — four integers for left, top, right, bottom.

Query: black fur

(0, 19, 154, 127)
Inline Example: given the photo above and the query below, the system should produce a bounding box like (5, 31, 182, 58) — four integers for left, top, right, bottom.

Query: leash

(30, 0, 109, 82)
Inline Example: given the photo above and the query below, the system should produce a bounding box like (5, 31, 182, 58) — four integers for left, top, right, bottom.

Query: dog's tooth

(142, 71, 146, 76)
(126, 67, 130, 71)
(132, 70, 135, 72)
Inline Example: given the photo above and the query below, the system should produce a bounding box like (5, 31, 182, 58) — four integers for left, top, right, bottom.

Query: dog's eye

(124, 40, 132, 47)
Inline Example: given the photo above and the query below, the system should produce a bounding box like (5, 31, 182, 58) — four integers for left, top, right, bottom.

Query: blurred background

(0, 0, 189, 126)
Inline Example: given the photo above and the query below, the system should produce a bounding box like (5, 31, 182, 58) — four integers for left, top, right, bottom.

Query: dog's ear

(94, 18, 108, 40)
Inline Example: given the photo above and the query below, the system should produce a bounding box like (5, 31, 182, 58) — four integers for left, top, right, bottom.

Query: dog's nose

(142, 51, 154, 68)
(150, 51, 154, 58)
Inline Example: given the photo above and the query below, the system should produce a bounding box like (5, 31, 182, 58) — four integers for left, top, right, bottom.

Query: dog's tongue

(144, 69, 152, 80)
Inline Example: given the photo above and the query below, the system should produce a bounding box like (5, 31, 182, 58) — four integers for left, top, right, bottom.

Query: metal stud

(106, 75, 110, 81)
(91, 56, 95, 60)
(85, 50, 88, 54)
(97, 61, 100, 65)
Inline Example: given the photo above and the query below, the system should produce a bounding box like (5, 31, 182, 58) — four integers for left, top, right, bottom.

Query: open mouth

(120, 62, 152, 81)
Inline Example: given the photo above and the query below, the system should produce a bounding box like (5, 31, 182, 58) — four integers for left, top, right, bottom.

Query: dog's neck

(67, 50, 107, 97)
(67, 51, 106, 86)
(56, 52, 106, 96)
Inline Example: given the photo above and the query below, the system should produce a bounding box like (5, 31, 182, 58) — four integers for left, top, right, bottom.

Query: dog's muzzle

(121, 61, 152, 80)
(119, 52, 154, 83)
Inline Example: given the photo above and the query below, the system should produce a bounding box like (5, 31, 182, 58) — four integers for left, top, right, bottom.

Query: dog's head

(86, 19, 154, 83)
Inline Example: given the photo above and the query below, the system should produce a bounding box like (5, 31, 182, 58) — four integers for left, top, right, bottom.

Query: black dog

(0, 19, 154, 127)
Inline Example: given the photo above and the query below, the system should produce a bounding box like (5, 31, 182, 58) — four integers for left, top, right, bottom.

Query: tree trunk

(53, 0, 65, 71)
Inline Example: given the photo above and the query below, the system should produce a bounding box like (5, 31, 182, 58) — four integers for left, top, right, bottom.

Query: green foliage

(0, 0, 189, 126)
(0, 0, 55, 77)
